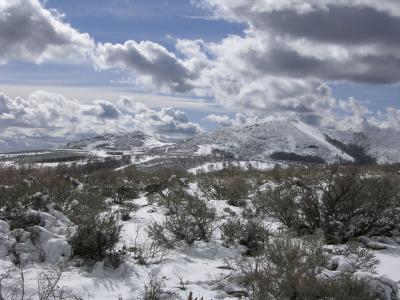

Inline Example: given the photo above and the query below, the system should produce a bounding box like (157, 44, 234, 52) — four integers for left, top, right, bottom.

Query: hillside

(3, 120, 400, 168)
(65, 131, 170, 151)
(170, 119, 353, 163)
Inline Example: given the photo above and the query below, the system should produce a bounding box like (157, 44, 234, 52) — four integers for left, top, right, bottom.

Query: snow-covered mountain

(323, 126, 400, 164)
(65, 131, 170, 151)
(59, 120, 400, 165)
(170, 119, 400, 164)
(168, 119, 350, 163)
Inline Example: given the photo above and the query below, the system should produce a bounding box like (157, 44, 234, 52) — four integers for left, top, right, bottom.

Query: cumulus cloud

(95, 41, 193, 93)
(0, 0, 94, 64)
(1, 0, 400, 138)
(204, 113, 260, 127)
(117, 97, 203, 139)
(174, 0, 400, 129)
(0, 91, 203, 152)
(205, 99, 400, 134)
(195, 0, 400, 84)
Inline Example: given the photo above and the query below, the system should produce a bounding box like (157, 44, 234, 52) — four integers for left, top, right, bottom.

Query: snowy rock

(356, 272, 399, 300)
(219, 281, 248, 297)
(359, 236, 388, 250)
(43, 238, 71, 263)
(0, 220, 10, 234)
(9, 228, 36, 264)
(30, 226, 71, 263)
(0, 232, 14, 258)
(328, 256, 354, 272)
(147, 207, 157, 213)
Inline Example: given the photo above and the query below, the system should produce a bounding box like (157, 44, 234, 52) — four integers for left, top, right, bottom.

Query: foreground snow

(1, 197, 399, 300)
(189, 161, 285, 174)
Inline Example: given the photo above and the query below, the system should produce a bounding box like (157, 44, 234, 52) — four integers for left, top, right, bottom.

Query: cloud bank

(0, 0, 94, 64)
(1, 0, 400, 150)
(0, 91, 202, 152)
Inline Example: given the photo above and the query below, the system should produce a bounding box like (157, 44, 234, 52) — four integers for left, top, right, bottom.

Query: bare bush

(230, 236, 381, 300)
(231, 236, 326, 299)
(107, 184, 138, 205)
(70, 210, 121, 264)
(221, 217, 270, 256)
(128, 228, 168, 265)
(260, 178, 321, 235)
(0, 264, 86, 300)
(319, 166, 400, 243)
(197, 175, 249, 206)
(148, 193, 217, 246)
(140, 274, 166, 300)
(261, 166, 400, 243)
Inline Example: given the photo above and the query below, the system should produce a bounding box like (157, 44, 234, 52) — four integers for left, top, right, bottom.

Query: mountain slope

(171, 119, 354, 163)
(65, 131, 169, 151)
(59, 120, 400, 166)
(324, 127, 400, 164)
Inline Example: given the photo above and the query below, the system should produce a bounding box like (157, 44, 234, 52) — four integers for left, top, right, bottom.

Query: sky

(0, 0, 399, 152)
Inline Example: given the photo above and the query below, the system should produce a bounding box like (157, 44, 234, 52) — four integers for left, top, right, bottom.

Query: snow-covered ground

(188, 161, 284, 174)
(1, 187, 399, 300)
(0, 194, 245, 299)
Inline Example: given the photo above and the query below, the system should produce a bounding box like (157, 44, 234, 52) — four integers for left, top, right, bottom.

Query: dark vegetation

(197, 174, 250, 206)
(259, 165, 400, 243)
(70, 211, 121, 264)
(148, 191, 217, 246)
(270, 151, 326, 164)
(230, 236, 385, 300)
(324, 135, 377, 165)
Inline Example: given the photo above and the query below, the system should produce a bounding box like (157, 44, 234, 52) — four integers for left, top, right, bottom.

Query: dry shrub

(231, 236, 380, 300)
(70, 210, 121, 264)
(148, 193, 217, 246)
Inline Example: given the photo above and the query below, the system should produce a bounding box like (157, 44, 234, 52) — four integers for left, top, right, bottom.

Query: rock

(365, 242, 388, 250)
(328, 256, 354, 272)
(0, 220, 10, 234)
(356, 272, 399, 300)
(359, 236, 388, 250)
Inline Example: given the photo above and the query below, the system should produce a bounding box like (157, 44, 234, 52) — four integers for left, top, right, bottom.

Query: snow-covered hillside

(171, 119, 352, 163)
(324, 126, 400, 164)
(168, 119, 400, 165)
(65, 132, 170, 152)
(3, 120, 400, 168)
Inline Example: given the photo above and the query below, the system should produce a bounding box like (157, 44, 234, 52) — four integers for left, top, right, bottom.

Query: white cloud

(1, 0, 400, 142)
(95, 41, 193, 93)
(204, 113, 260, 127)
(0, 91, 203, 152)
(195, 0, 400, 84)
(0, 0, 94, 64)
(179, 0, 400, 129)
(367, 107, 400, 131)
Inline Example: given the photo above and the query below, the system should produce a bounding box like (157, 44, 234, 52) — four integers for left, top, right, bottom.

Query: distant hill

(4, 120, 400, 167)
(64, 131, 170, 151)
